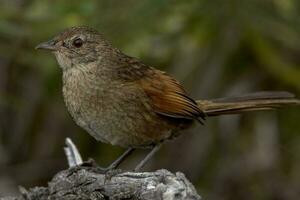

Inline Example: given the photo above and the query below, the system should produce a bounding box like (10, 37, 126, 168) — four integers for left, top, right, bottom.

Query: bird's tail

(197, 91, 300, 117)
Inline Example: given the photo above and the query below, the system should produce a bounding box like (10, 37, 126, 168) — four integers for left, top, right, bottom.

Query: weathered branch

(1, 139, 201, 200)
(64, 137, 83, 167)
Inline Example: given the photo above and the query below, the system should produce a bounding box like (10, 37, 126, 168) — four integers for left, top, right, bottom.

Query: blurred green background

(0, 0, 300, 199)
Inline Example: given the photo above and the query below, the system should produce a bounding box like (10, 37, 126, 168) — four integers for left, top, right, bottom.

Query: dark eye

(73, 38, 83, 48)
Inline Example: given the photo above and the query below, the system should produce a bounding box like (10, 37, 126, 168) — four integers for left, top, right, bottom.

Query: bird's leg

(79, 148, 135, 176)
(106, 147, 135, 170)
(80, 148, 135, 176)
(134, 143, 162, 171)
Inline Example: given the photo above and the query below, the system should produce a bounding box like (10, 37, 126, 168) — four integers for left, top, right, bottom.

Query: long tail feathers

(197, 91, 300, 117)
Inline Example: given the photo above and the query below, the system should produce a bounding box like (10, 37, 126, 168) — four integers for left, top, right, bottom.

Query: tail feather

(197, 91, 300, 117)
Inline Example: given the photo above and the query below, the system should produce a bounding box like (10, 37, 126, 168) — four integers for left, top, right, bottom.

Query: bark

(0, 139, 201, 200)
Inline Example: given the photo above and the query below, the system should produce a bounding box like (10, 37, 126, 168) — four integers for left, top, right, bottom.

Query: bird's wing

(138, 69, 205, 122)
(114, 55, 205, 122)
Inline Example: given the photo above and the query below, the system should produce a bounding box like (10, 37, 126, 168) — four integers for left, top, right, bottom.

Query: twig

(64, 137, 83, 167)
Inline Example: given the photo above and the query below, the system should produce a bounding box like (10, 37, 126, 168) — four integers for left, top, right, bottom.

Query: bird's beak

(35, 40, 57, 51)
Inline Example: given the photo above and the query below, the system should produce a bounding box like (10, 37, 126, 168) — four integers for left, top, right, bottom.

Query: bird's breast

(62, 67, 190, 147)
(62, 68, 111, 142)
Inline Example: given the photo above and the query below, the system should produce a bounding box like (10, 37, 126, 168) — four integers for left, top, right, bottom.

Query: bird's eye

(72, 38, 83, 48)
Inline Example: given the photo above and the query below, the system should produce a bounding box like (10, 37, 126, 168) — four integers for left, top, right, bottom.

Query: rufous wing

(138, 70, 205, 123)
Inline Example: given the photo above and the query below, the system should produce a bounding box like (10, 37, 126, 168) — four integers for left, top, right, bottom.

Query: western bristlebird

(36, 26, 300, 171)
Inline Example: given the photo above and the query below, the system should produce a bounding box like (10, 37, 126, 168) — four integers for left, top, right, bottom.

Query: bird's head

(36, 26, 110, 70)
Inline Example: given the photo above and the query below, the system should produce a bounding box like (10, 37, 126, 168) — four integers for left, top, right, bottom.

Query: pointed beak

(35, 40, 57, 51)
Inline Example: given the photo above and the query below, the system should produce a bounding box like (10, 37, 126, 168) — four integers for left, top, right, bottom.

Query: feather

(197, 91, 300, 116)
(139, 70, 205, 123)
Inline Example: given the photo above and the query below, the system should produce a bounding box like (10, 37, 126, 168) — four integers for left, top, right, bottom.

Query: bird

(36, 26, 300, 171)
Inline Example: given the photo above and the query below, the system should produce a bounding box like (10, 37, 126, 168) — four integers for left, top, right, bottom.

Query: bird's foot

(80, 158, 98, 167)
(66, 158, 114, 175)
(104, 168, 124, 181)
(80, 158, 124, 175)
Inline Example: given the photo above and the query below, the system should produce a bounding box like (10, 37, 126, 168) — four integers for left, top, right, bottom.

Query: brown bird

(36, 26, 300, 171)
